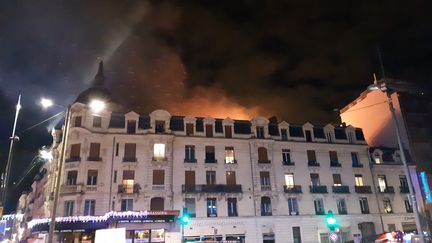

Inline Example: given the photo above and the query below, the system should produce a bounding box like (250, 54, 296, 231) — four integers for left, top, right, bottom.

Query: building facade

(24, 103, 425, 243)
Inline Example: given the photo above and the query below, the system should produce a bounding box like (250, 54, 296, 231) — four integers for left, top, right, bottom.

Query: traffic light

(180, 207, 190, 225)
(325, 210, 338, 231)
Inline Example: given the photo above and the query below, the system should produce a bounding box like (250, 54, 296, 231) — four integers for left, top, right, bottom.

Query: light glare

(40, 98, 54, 108)
(89, 99, 106, 113)
(39, 150, 53, 161)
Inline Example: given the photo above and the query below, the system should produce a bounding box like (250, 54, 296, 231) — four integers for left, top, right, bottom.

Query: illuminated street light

(89, 99, 106, 113)
(40, 98, 54, 109)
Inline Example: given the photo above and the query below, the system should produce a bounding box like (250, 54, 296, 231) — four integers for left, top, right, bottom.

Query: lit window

(225, 147, 236, 163)
(285, 174, 295, 188)
(383, 198, 393, 213)
(355, 175, 364, 186)
(153, 143, 166, 159)
(374, 153, 382, 164)
(378, 175, 387, 192)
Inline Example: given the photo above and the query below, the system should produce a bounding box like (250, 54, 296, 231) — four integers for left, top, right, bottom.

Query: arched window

(261, 197, 272, 216)
(258, 147, 269, 163)
(150, 197, 164, 211)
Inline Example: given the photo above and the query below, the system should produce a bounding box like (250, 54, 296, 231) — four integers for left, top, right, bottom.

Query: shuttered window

(124, 143, 136, 162)
(206, 124, 213, 137)
(307, 150, 316, 162)
(258, 147, 268, 162)
(153, 170, 165, 185)
(226, 171, 236, 185)
(186, 123, 194, 136)
(70, 144, 81, 158)
(89, 143, 100, 160)
(185, 171, 195, 185)
(224, 125, 232, 138)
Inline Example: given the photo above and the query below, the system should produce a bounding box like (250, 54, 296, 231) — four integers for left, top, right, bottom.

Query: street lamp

(368, 79, 425, 242)
(45, 98, 105, 243)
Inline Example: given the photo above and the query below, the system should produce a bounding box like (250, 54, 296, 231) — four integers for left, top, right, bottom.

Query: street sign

(329, 232, 338, 242)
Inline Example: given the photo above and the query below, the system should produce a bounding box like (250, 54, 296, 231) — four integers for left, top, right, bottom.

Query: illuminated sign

(420, 172, 432, 203)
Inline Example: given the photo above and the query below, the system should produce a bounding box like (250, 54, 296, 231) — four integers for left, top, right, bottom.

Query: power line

(18, 111, 64, 135)
(341, 101, 388, 114)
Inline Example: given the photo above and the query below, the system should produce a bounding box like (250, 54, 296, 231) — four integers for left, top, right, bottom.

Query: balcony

(152, 185, 165, 191)
(261, 211, 272, 216)
(315, 211, 325, 215)
(400, 186, 410, 193)
(332, 185, 350, 193)
(282, 161, 295, 166)
(66, 157, 81, 162)
(352, 163, 364, 168)
(118, 184, 141, 194)
(87, 157, 102, 162)
(377, 186, 395, 194)
(261, 185, 271, 191)
(330, 162, 342, 167)
(258, 160, 271, 164)
(283, 185, 302, 193)
(308, 161, 320, 167)
(310, 185, 328, 193)
(123, 157, 137, 163)
(355, 186, 372, 194)
(60, 184, 84, 195)
(184, 158, 197, 163)
(338, 210, 348, 215)
(205, 159, 217, 164)
(182, 184, 242, 193)
(225, 159, 237, 164)
(152, 156, 167, 162)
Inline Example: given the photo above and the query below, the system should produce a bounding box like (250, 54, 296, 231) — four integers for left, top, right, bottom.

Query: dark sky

(1, 0, 432, 210)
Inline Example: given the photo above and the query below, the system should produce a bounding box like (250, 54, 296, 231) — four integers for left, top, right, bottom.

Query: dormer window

(92, 116, 102, 128)
(305, 130, 312, 142)
(127, 120, 136, 134)
(256, 126, 265, 139)
(224, 125, 232, 138)
(155, 120, 165, 133)
(281, 129, 288, 141)
(186, 123, 194, 136)
(347, 132, 355, 143)
(73, 116, 82, 127)
(326, 132, 333, 143)
(205, 124, 213, 137)
(374, 152, 382, 164)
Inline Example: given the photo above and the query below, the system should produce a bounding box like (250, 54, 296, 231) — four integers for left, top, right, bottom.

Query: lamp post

(368, 80, 425, 242)
(1, 92, 21, 212)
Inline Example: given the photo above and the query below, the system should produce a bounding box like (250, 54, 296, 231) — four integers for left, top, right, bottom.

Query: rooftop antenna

(377, 46, 386, 82)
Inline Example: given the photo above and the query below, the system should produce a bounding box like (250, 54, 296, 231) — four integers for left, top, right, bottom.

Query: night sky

(1, 0, 432, 211)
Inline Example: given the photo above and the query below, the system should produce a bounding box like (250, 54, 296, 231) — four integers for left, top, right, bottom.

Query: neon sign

(420, 172, 432, 203)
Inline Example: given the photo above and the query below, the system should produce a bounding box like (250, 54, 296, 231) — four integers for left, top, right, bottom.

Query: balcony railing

(282, 161, 295, 166)
(352, 163, 364, 168)
(261, 211, 272, 216)
(355, 186, 372, 194)
(123, 157, 137, 162)
(338, 210, 348, 215)
(308, 161, 320, 167)
(283, 185, 302, 193)
(261, 185, 271, 191)
(118, 184, 141, 194)
(315, 211, 325, 215)
(184, 158, 197, 163)
(60, 184, 84, 195)
(152, 156, 167, 162)
(310, 185, 328, 193)
(224, 159, 237, 164)
(332, 185, 350, 193)
(377, 186, 395, 194)
(205, 159, 217, 164)
(66, 157, 81, 162)
(87, 157, 102, 161)
(400, 186, 410, 193)
(182, 184, 242, 193)
(258, 160, 271, 164)
(330, 162, 342, 167)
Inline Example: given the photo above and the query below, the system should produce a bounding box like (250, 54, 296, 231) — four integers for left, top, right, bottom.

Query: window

(292, 227, 302, 243)
(256, 126, 265, 138)
(282, 149, 292, 165)
(333, 174, 342, 186)
(84, 200, 96, 216)
(288, 198, 299, 215)
(383, 198, 393, 213)
(281, 129, 288, 141)
(185, 145, 196, 162)
(185, 198, 196, 217)
(153, 170, 165, 185)
(89, 143, 101, 161)
(186, 123, 194, 136)
(314, 198, 324, 215)
(337, 199, 347, 214)
(355, 174, 364, 186)
(185, 171, 195, 186)
(351, 152, 361, 166)
(111, 201, 115, 211)
(307, 150, 317, 164)
(69, 144, 81, 161)
(226, 171, 236, 185)
(66, 171, 77, 185)
(405, 198, 413, 213)
(115, 143, 119, 156)
(155, 120, 165, 133)
(388, 224, 396, 232)
(224, 125, 232, 138)
(153, 143, 166, 160)
(113, 170, 117, 183)
(224, 147, 236, 163)
(207, 198, 217, 217)
(329, 151, 339, 165)
(360, 197, 369, 214)
(122, 170, 135, 193)
(400, 175, 408, 189)
(326, 132, 333, 143)
(374, 153, 382, 164)
(64, 201, 74, 216)
(205, 124, 213, 137)
(73, 116, 82, 127)
(258, 147, 269, 163)
(205, 146, 216, 163)
(305, 130, 312, 142)
(310, 173, 320, 187)
(227, 198, 238, 217)
(127, 120, 136, 134)
(92, 116, 102, 128)
(261, 197, 272, 216)
(124, 143, 136, 162)
(285, 174, 295, 188)
(260, 171, 271, 190)
(150, 197, 164, 211)
(206, 171, 216, 185)
(121, 199, 133, 211)
(378, 175, 387, 192)
(87, 170, 98, 185)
